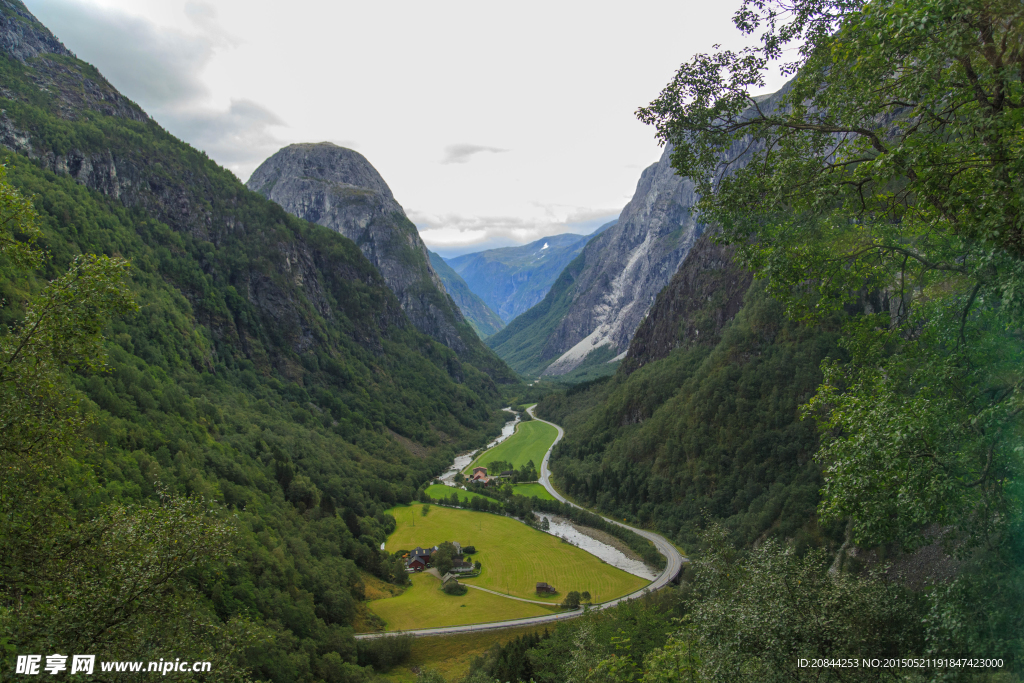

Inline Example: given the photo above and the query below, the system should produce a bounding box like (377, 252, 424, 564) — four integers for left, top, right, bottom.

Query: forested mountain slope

(247, 143, 515, 381)
(0, 3, 510, 680)
(445, 231, 594, 323)
(537, 239, 842, 550)
(427, 250, 504, 338)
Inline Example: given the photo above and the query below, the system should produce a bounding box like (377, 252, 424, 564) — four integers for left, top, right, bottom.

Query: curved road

(354, 406, 685, 640)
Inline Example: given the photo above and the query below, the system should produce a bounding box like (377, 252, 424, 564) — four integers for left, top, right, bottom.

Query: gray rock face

(538, 143, 703, 376)
(247, 143, 469, 354)
(621, 233, 752, 375)
(0, 0, 71, 63)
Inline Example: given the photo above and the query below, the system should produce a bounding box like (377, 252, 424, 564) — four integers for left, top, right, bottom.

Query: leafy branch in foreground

(639, 0, 1023, 552)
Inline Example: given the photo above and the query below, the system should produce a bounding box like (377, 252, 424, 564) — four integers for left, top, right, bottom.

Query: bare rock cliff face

(621, 233, 753, 374)
(247, 143, 469, 355)
(540, 143, 703, 376)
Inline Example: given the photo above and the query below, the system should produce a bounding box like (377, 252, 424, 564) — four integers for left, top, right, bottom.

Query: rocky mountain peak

(247, 142, 397, 206)
(248, 143, 494, 363)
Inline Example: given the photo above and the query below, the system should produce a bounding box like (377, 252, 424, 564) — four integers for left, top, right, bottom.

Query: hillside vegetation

(539, 285, 840, 551)
(0, 5, 515, 680)
(428, 251, 504, 338)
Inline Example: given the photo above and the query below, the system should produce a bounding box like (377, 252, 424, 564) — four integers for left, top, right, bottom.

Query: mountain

(427, 250, 504, 338)
(486, 146, 703, 377)
(446, 231, 598, 323)
(536, 230, 839, 550)
(0, 2, 515, 678)
(246, 142, 514, 381)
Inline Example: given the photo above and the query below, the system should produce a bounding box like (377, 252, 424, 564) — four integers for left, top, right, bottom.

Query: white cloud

(410, 207, 620, 254)
(441, 144, 508, 165)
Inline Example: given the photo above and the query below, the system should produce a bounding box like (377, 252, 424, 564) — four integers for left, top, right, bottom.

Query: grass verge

(511, 483, 556, 500)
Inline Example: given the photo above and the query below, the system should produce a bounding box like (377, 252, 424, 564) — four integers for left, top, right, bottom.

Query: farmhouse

(470, 466, 494, 485)
(451, 558, 474, 573)
(405, 542, 468, 571)
(406, 546, 435, 571)
(536, 582, 556, 594)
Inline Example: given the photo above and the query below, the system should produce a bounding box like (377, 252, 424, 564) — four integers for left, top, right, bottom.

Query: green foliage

(433, 541, 459, 575)
(355, 635, 413, 672)
(663, 526, 921, 682)
(628, 0, 1024, 670)
(442, 580, 468, 596)
(539, 285, 840, 551)
(638, 0, 1023, 554)
(561, 591, 582, 609)
(0, 168, 257, 678)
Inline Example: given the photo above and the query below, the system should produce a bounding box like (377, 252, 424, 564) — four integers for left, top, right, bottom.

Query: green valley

(463, 421, 557, 474)
(382, 504, 647, 605)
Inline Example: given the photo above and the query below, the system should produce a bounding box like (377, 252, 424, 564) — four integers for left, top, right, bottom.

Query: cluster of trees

(480, 459, 539, 483)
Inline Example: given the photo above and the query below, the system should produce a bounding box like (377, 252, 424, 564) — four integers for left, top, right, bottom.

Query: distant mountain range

(486, 145, 704, 378)
(445, 223, 614, 324)
(427, 251, 505, 338)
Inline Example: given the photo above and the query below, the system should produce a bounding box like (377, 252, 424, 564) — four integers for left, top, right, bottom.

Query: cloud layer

(411, 208, 620, 256)
(441, 144, 508, 165)
(28, 0, 285, 180)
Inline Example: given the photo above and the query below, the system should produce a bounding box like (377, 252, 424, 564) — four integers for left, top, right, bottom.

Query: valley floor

(362, 504, 647, 631)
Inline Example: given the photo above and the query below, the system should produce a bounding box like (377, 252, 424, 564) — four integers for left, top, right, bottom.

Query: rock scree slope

(486, 144, 704, 377)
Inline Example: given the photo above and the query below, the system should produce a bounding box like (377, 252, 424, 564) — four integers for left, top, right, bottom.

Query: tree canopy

(639, 0, 1023, 553)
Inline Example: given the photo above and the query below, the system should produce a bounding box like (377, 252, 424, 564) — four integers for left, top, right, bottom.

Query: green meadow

(464, 420, 558, 474)
(423, 483, 492, 505)
(425, 482, 555, 503)
(363, 572, 559, 632)
(511, 483, 556, 500)
(382, 504, 647, 605)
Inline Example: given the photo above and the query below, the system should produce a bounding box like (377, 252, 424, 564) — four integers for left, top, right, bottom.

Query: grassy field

(423, 483, 492, 505)
(382, 624, 551, 682)
(363, 572, 559, 632)
(511, 483, 556, 500)
(384, 504, 647, 603)
(465, 420, 558, 474)
(426, 483, 555, 503)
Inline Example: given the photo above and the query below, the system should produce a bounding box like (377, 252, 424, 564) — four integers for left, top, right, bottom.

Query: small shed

(536, 582, 556, 594)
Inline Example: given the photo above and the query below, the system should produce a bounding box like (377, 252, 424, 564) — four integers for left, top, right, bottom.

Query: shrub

(443, 580, 468, 596)
(355, 634, 413, 672)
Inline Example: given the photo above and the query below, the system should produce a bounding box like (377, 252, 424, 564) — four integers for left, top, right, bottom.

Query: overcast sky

(25, 0, 787, 256)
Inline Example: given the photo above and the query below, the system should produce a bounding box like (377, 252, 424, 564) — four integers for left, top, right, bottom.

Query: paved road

(354, 407, 685, 640)
(531, 406, 687, 611)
